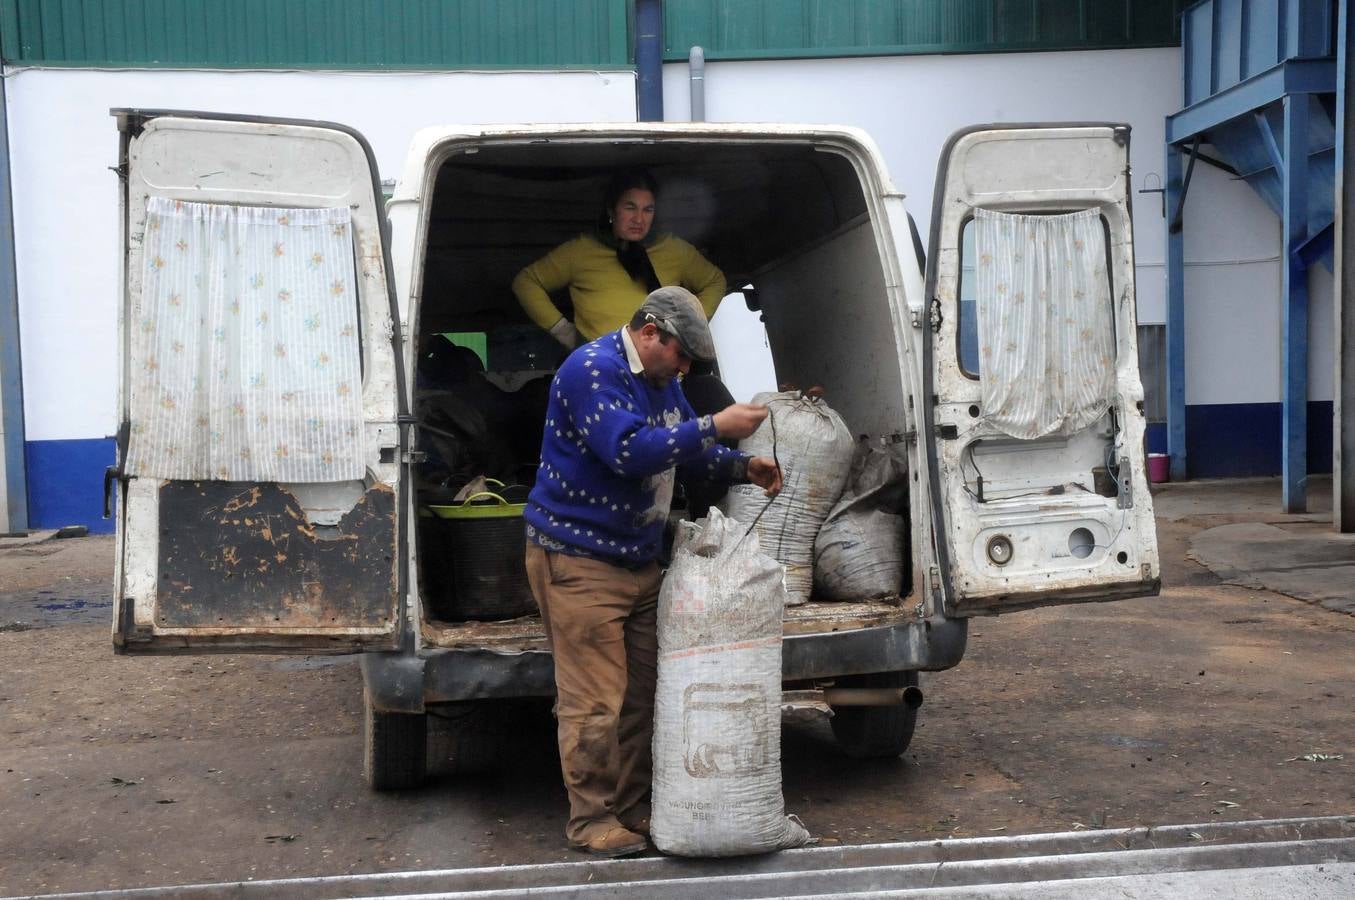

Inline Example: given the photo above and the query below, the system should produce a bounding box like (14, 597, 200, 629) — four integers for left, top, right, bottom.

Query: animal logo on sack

(670, 583, 705, 614)
(681, 683, 769, 778)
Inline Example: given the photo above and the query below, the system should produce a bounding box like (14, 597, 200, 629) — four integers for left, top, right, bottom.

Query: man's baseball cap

(637, 286, 716, 363)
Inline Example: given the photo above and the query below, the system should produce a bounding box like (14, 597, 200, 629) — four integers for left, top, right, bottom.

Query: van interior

(409, 139, 921, 648)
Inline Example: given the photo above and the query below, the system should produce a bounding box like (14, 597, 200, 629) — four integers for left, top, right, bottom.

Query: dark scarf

(596, 227, 662, 293)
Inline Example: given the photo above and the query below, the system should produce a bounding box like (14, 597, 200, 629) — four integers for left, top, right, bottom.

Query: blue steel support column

(634, 0, 664, 122)
(1336, 0, 1355, 532)
(1282, 93, 1310, 513)
(1165, 145, 1188, 481)
(0, 69, 27, 532)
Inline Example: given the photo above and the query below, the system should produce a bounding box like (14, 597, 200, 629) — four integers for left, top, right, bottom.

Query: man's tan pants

(525, 544, 660, 845)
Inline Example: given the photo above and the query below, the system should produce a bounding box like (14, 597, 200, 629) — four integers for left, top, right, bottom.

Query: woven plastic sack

(651, 508, 811, 857)
(719, 392, 854, 605)
(813, 441, 909, 601)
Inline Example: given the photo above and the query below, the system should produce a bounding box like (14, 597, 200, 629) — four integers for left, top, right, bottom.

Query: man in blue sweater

(524, 286, 781, 857)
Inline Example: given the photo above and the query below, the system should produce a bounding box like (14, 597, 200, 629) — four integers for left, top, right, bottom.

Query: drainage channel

(21, 815, 1355, 899)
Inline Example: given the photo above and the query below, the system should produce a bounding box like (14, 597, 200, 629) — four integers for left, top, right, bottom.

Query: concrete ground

(1, 477, 1352, 896)
(1179, 480, 1355, 616)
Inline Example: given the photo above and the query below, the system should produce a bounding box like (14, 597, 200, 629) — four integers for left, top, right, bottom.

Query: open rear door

(924, 124, 1159, 617)
(111, 110, 407, 653)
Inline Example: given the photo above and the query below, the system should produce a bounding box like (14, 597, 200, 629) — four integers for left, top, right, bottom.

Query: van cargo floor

(420, 597, 912, 650)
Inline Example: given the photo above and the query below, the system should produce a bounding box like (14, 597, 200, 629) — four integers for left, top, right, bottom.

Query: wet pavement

(0, 532, 113, 632)
(0, 584, 114, 632)
(1157, 476, 1355, 616)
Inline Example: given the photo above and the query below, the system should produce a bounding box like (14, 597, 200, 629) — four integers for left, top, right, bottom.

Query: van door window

(124, 199, 366, 482)
(970, 208, 1115, 440)
(953, 211, 1111, 428)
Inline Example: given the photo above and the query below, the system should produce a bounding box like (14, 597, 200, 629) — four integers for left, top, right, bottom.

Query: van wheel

(363, 691, 427, 791)
(829, 671, 919, 759)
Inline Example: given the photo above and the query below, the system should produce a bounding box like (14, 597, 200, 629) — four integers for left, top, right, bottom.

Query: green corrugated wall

(663, 0, 1189, 60)
(0, 0, 631, 68)
(0, 0, 1186, 69)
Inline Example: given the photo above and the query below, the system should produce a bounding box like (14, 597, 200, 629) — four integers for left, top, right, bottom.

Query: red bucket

(1147, 453, 1170, 484)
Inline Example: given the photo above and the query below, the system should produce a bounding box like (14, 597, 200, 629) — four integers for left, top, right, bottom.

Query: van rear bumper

(784, 615, 968, 681)
(362, 617, 968, 713)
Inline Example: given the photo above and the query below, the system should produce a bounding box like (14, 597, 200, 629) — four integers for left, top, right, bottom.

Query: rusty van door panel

(112, 110, 407, 653)
(153, 482, 395, 629)
(923, 124, 1160, 618)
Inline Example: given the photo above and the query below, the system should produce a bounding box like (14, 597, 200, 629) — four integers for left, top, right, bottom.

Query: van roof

(394, 122, 898, 202)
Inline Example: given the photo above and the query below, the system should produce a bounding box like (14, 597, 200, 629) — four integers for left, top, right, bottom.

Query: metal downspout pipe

(688, 46, 705, 121)
(0, 68, 27, 533)
(634, 0, 663, 121)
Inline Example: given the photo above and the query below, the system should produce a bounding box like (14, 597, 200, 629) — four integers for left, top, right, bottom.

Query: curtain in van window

(124, 198, 365, 481)
(973, 208, 1114, 440)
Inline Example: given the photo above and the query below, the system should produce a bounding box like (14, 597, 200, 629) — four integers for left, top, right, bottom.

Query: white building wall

(5, 49, 1334, 524)
(665, 48, 1335, 407)
(4, 67, 636, 443)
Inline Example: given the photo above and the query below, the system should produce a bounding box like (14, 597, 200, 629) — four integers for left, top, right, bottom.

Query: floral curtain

(125, 198, 365, 482)
(973, 208, 1115, 440)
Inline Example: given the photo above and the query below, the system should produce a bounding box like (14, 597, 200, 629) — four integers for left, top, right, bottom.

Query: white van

(109, 111, 1160, 788)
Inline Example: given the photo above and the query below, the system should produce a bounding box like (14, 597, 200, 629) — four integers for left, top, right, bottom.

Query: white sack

(651, 508, 810, 857)
(719, 392, 854, 605)
(814, 441, 909, 601)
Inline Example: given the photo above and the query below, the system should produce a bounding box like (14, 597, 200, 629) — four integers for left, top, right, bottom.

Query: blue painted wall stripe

(1186, 400, 1333, 478)
(25, 438, 115, 534)
(21, 401, 1335, 531)
(1146, 422, 1168, 455)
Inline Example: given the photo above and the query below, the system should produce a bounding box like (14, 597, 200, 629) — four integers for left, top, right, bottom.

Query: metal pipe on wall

(688, 45, 705, 121)
(0, 71, 28, 534)
(635, 0, 664, 121)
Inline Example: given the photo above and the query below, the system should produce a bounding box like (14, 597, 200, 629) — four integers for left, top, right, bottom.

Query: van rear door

(924, 124, 1159, 617)
(111, 110, 407, 653)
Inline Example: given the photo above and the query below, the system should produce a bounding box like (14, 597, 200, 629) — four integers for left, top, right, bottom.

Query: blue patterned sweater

(525, 329, 750, 564)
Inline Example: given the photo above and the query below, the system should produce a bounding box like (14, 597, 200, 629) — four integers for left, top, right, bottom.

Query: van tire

(364, 693, 427, 791)
(829, 670, 919, 759)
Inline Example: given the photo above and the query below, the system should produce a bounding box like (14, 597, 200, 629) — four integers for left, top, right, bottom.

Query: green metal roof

(0, 1, 1190, 70)
(0, 0, 631, 69)
(663, 0, 1191, 61)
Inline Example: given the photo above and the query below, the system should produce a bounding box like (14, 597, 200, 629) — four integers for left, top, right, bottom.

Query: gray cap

(637, 286, 716, 363)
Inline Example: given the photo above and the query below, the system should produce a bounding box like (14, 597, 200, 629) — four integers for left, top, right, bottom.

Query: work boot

(619, 802, 651, 837)
(619, 814, 650, 837)
(575, 825, 647, 859)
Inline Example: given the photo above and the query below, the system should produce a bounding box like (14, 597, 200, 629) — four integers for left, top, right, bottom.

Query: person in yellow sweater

(514, 170, 735, 521)
(512, 169, 727, 349)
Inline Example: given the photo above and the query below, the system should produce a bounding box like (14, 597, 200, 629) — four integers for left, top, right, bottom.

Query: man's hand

(746, 456, 782, 497)
(548, 317, 581, 350)
(712, 403, 768, 440)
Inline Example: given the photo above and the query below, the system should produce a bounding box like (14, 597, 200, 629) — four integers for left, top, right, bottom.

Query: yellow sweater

(512, 233, 726, 340)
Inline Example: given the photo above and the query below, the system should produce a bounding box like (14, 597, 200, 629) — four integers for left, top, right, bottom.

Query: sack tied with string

(650, 508, 811, 857)
(718, 391, 855, 606)
(813, 439, 910, 601)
